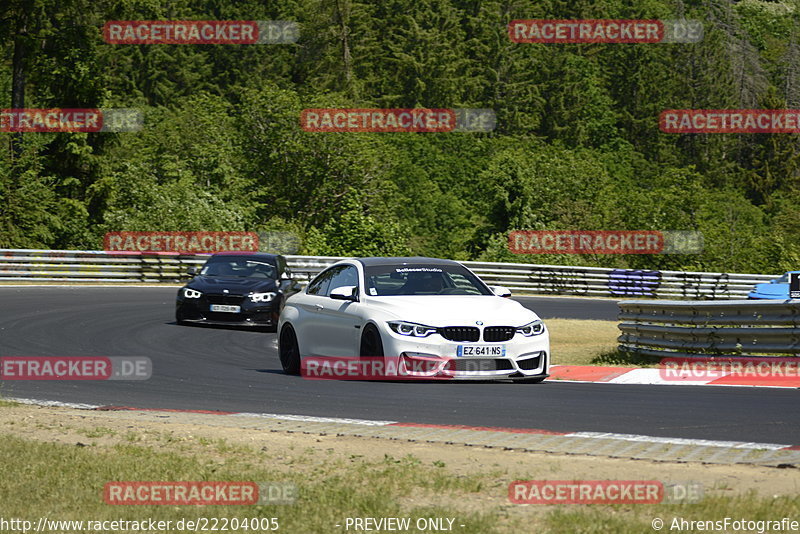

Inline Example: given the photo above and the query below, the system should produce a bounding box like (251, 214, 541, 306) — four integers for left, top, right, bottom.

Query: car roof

(209, 252, 281, 262)
(355, 256, 462, 267)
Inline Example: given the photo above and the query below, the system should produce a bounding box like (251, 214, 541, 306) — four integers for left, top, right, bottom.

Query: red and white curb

(6, 397, 800, 465)
(548, 365, 800, 388)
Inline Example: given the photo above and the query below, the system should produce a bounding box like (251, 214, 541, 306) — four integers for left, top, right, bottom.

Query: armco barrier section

(0, 249, 776, 299)
(460, 262, 773, 299)
(0, 250, 346, 284)
(618, 300, 800, 357)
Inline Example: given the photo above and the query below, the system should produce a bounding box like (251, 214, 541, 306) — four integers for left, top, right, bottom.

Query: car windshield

(775, 273, 789, 283)
(200, 258, 277, 279)
(363, 264, 491, 296)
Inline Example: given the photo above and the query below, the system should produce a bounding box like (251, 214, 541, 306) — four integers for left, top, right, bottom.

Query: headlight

(249, 292, 276, 303)
(183, 288, 202, 299)
(516, 319, 545, 336)
(388, 321, 438, 337)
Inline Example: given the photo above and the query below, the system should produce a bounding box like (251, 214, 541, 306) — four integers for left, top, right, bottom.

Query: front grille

(206, 294, 245, 306)
(446, 359, 514, 372)
(438, 326, 480, 342)
(517, 355, 542, 370)
(483, 326, 515, 342)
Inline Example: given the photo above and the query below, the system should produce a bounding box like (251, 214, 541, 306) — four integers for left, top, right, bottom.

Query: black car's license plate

(210, 304, 241, 313)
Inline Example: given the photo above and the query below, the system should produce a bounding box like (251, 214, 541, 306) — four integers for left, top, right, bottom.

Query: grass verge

(1, 410, 798, 534)
(547, 319, 621, 366)
(0, 433, 498, 533)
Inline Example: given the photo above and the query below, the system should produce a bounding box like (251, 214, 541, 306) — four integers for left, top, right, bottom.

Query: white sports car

(277, 257, 550, 382)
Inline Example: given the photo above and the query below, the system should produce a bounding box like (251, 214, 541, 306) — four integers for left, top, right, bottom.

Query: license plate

(457, 345, 505, 357)
(210, 304, 241, 313)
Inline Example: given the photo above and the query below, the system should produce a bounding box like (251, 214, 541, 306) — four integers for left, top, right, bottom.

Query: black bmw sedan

(175, 252, 302, 330)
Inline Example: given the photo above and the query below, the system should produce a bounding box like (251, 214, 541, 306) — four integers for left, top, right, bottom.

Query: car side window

(307, 266, 342, 295)
(326, 265, 359, 297)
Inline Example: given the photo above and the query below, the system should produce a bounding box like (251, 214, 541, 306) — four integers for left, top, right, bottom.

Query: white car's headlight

(516, 319, 545, 337)
(388, 321, 438, 337)
(183, 288, 202, 299)
(249, 292, 276, 303)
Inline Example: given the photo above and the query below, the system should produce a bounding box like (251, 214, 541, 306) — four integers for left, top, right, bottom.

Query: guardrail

(459, 262, 773, 299)
(618, 300, 800, 358)
(0, 249, 776, 299)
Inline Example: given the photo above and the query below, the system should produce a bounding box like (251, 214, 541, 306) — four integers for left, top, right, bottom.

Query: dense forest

(2, 0, 800, 274)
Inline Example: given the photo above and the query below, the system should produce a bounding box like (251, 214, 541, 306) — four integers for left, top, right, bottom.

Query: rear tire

(360, 324, 384, 357)
(279, 325, 301, 375)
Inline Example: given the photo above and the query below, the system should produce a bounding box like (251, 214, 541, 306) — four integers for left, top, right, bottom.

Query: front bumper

(381, 327, 550, 380)
(176, 299, 279, 326)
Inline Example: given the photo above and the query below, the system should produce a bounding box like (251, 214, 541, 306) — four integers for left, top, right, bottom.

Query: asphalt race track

(515, 295, 620, 320)
(1, 286, 798, 445)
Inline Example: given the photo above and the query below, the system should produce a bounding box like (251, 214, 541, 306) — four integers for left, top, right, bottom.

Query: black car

(175, 252, 302, 330)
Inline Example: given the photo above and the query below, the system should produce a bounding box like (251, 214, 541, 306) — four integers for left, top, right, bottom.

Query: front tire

(360, 324, 384, 357)
(279, 325, 301, 375)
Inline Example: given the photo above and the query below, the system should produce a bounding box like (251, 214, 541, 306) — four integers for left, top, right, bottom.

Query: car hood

(187, 276, 278, 294)
(749, 283, 788, 299)
(364, 295, 540, 327)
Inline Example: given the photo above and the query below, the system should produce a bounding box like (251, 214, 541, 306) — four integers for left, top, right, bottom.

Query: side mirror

(489, 285, 512, 298)
(330, 285, 358, 302)
(187, 266, 198, 276)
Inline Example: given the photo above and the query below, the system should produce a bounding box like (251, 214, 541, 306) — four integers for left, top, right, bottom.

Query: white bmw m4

(277, 257, 549, 382)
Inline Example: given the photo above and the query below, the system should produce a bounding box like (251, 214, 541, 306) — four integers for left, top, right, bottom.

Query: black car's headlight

(516, 320, 545, 337)
(388, 321, 438, 337)
(249, 291, 276, 303)
(183, 288, 202, 299)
